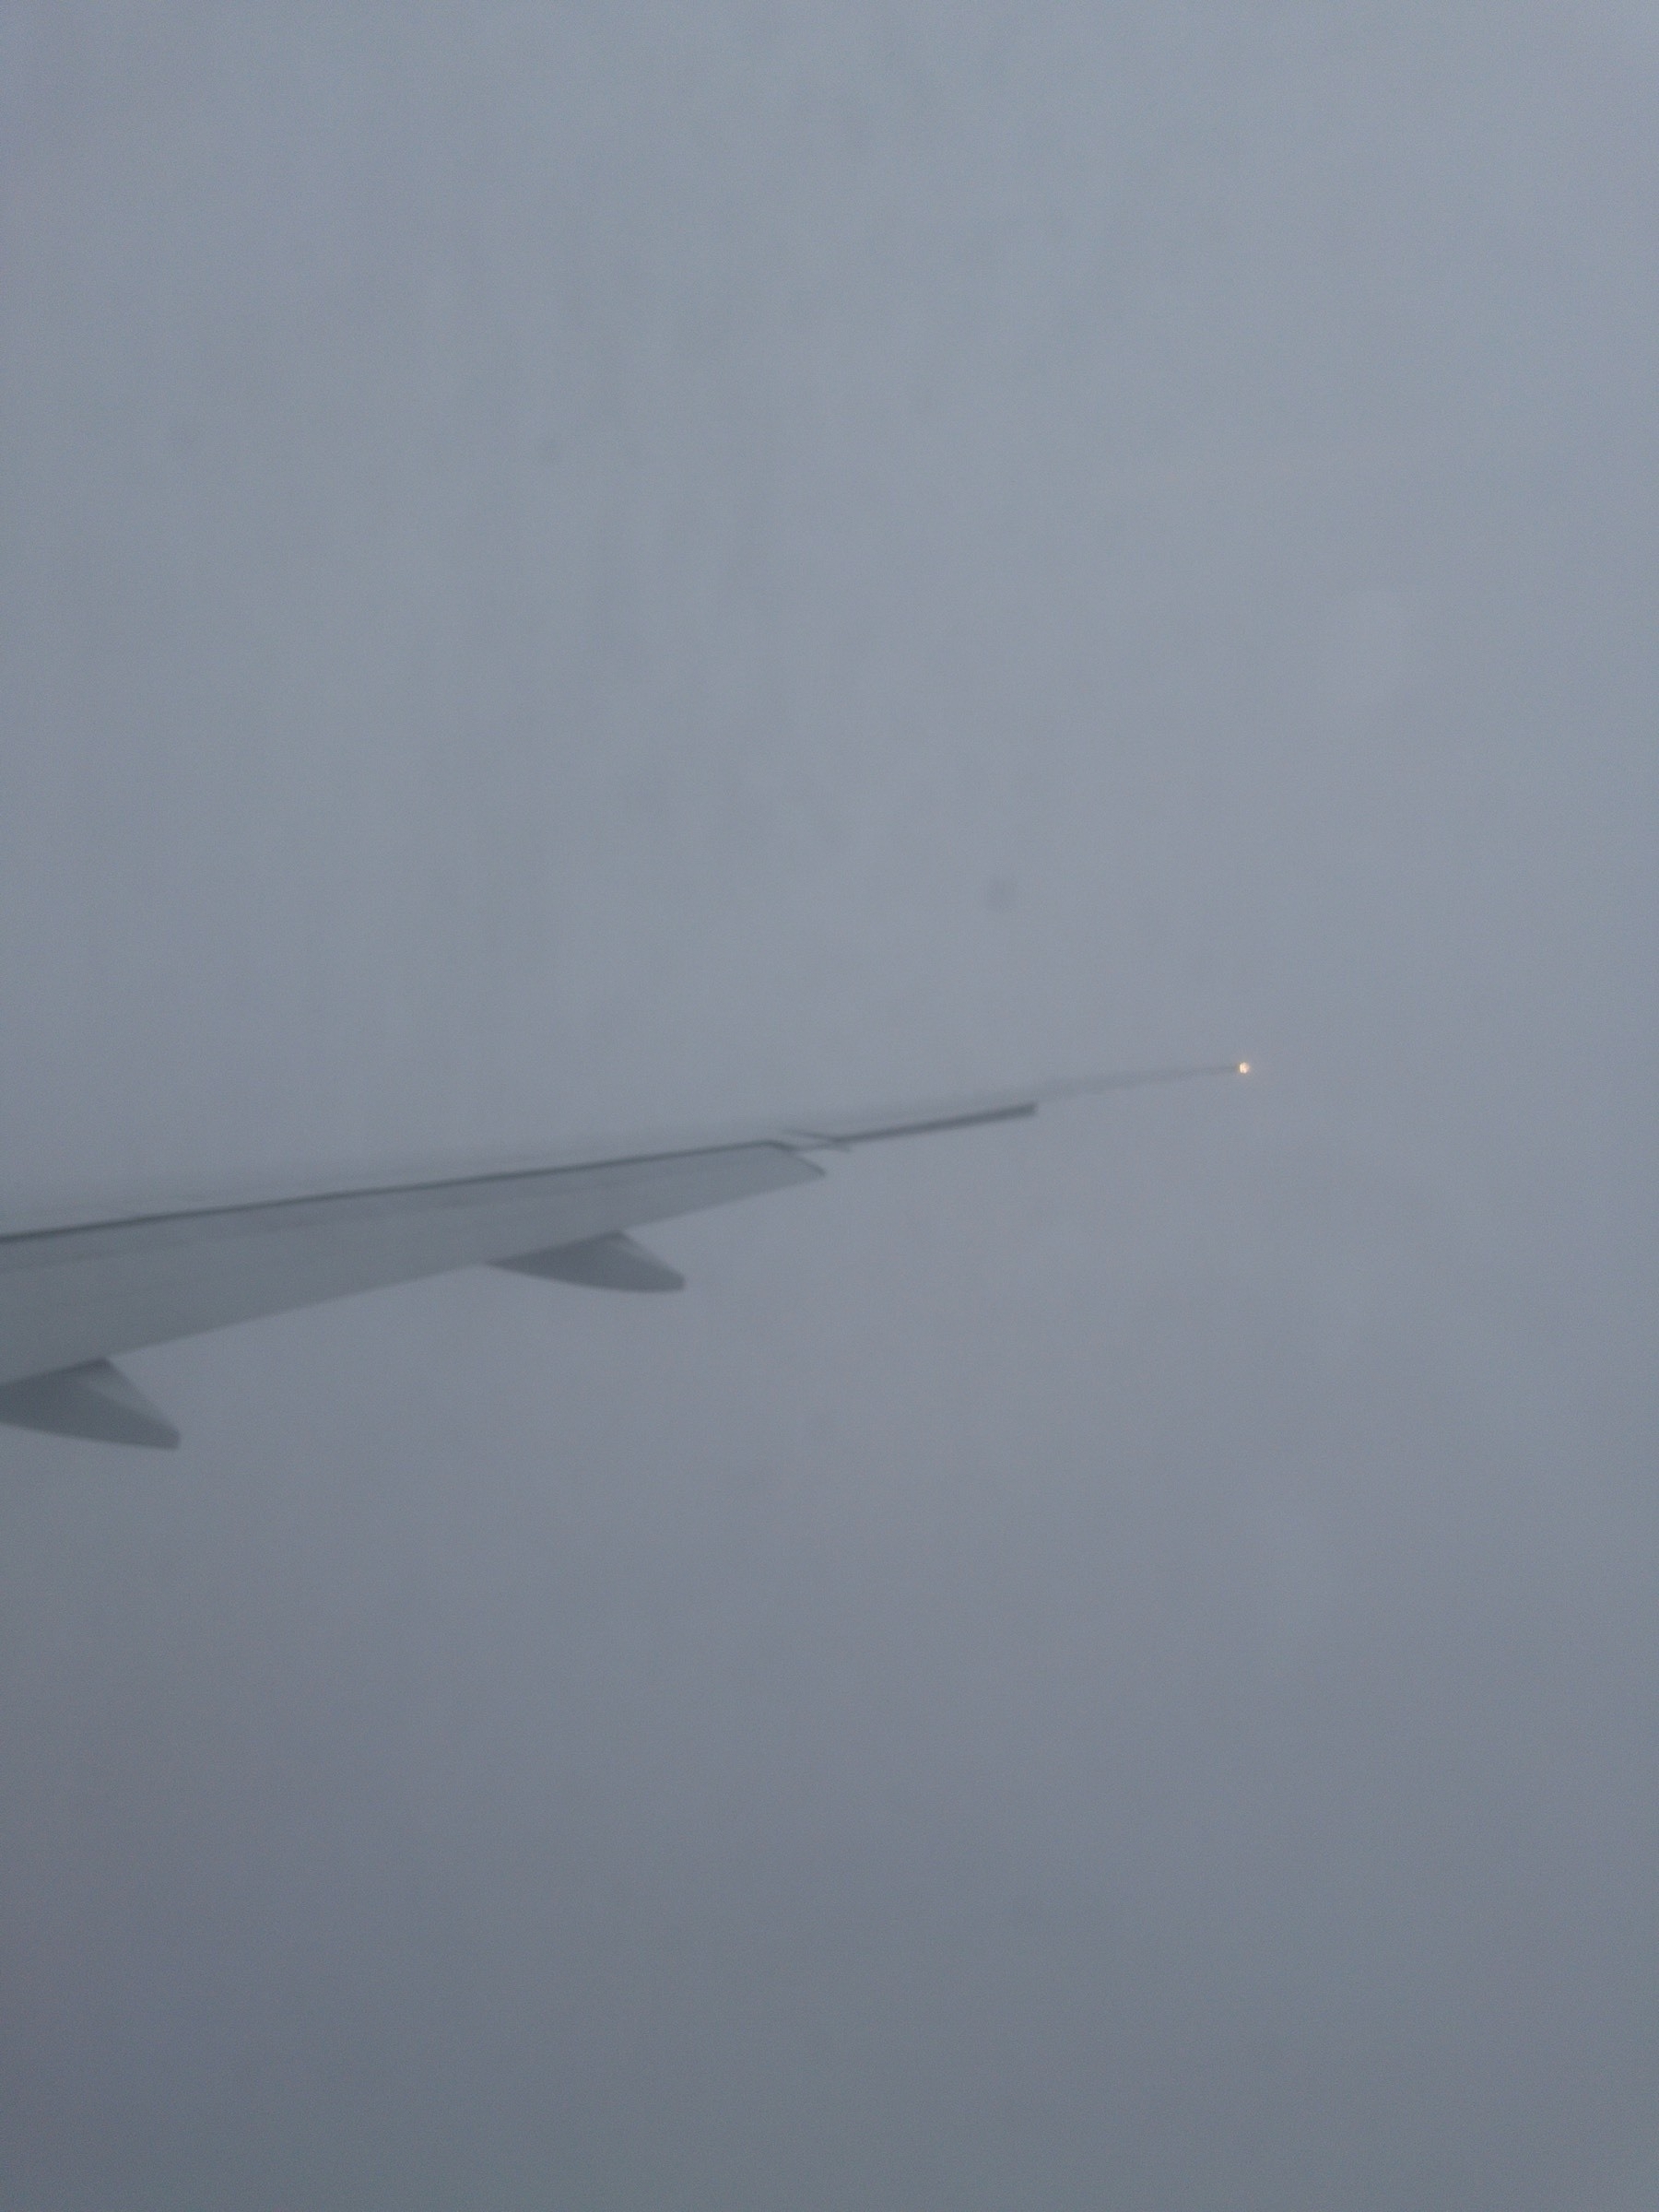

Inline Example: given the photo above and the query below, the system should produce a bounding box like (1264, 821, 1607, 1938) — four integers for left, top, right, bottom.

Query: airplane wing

(0, 1062, 1245, 1447)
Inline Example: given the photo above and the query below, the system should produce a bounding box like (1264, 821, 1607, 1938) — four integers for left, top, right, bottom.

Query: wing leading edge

(0, 1063, 1245, 1444)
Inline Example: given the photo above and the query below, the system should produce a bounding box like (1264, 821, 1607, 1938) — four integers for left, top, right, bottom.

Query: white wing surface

(0, 1064, 1243, 1445)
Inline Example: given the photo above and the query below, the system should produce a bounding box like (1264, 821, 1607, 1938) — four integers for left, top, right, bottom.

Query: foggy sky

(3, 6, 1657, 2206)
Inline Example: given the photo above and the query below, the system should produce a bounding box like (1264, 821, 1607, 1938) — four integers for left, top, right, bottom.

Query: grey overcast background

(3, 6, 1657, 2207)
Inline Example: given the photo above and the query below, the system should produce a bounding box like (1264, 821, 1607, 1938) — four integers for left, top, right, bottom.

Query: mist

(3, 6, 1657, 2206)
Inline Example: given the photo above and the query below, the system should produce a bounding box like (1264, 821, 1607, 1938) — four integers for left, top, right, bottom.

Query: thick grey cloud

(3, 6, 1656, 2206)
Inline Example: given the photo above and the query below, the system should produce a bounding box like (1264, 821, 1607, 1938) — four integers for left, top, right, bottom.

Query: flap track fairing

(495, 1231, 685, 1293)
